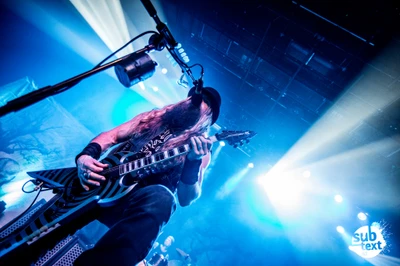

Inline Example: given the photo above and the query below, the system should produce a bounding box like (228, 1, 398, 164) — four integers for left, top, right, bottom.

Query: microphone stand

(0, 44, 157, 117)
(1, 0, 199, 117)
(140, 0, 197, 84)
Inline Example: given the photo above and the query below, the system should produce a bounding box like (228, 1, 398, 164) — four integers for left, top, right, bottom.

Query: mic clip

(193, 78, 203, 94)
(191, 78, 203, 107)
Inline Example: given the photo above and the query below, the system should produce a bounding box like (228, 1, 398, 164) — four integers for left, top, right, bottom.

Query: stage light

(152, 86, 159, 92)
(302, 170, 311, 178)
(248, 163, 254, 169)
(219, 141, 226, 147)
(174, 43, 190, 63)
(137, 82, 146, 90)
(357, 212, 367, 221)
(161, 68, 168, 74)
(217, 167, 250, 199)
(258, 171, 305, 210)
(182, 56, 190, 63)
(336, 226, 345, 234)
(166, 53, 178, 67)
(334, 194, 343, 203)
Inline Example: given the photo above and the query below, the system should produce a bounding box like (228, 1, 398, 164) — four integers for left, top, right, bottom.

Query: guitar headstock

(215, 130, 257, 148)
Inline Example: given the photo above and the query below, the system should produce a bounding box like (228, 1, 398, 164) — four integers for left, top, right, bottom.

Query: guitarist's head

(129, 87, 221, 150)
(163, 87, 221, 134)
(187, 86, 221, 125)
(162, 96, 210, 133)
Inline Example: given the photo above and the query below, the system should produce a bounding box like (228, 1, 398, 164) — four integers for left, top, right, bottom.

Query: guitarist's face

(163, 99, 204, 132)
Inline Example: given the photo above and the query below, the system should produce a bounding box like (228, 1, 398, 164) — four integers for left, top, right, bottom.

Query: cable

(0, 186, 43, 237)
(21, 179, 38, 193)
(167, 46, 204, 82)
(94, 30, 158, 68)
(0, 179, 78, 235)
(52, 30, 159, 94)
(21, 187, 42, 215)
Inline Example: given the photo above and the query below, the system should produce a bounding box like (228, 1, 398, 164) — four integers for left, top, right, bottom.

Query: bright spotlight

(182, 56, 190, 63)
(152, 86, 159, 92)
(357, 212, 367, 221)
(161, 68, 168, 74)
(259, 169, 306, 210)
(334, 194, 343, 203)
(336, 226, 345, 234)
(219, 141, 226, 147)
(248, 163, 254, 169)
(302, 170, 311, 178)
(138, 82, 146, 90)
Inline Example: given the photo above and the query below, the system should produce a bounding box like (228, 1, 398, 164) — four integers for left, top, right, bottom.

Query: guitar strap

(116, 128, 174, 157)
(137, 129, 174, 156)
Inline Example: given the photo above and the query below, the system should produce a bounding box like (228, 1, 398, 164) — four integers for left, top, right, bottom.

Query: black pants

(74, 184, 177, 266)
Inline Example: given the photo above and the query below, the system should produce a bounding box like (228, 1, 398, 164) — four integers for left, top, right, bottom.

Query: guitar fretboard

(118, 144, 191, 175)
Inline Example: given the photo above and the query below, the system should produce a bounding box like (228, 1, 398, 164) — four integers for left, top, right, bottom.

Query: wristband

(180, 158, 202, 185)
(75, 142, 102, 164)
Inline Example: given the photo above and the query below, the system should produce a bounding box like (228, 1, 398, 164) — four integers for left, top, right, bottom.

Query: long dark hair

(128, 97, 213, 151)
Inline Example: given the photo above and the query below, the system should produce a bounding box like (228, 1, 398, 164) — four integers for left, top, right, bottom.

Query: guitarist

(73, 86, 221, 266)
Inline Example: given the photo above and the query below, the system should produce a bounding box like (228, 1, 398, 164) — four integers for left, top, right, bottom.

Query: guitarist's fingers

(79, 179, 90, 191)
(190, 137, 200, 154)
(87, 164, 105, 173)
(90, 172, 106, 182)
(82, 179, 100, 187)
(199, 136, 212, 154)
(83, 157, 106, 172)
(78, 173, 89, 191)
(93, 160, 109, 168)
(193, 136, 205, 155)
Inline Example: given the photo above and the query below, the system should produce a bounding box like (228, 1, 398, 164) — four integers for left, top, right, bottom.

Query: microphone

(114, 52, 158, 88)
(191, 78, 203, 107)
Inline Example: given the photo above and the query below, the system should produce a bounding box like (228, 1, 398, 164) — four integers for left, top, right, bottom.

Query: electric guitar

(0, 130, 256, 263)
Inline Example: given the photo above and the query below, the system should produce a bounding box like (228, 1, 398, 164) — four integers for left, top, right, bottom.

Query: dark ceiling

(127, 0, 400, 217)
(152, 0, 400, 164)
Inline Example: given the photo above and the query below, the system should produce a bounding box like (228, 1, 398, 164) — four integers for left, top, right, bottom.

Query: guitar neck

(119, 135, 219, 176)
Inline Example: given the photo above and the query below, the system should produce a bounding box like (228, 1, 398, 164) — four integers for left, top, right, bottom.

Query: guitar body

(0, 151, 140, 264)
(0, 130, 256, 264)
(28, 151, 142, 210)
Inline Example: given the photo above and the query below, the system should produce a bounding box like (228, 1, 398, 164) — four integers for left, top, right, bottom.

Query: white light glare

(161, 68, 168, 74)
(357, 212, 367, 221)
(334, 194, 343, 203)
(138, 82, 146, 90)
(182, 56, 190, 63)
(152, 86, 159, 92)
(336, 226, 345, 234)
(302, 170, 311, 178)
(258, 172, 305, 210)
(219, 141, 226, 147)
(248, 163, 254, 169)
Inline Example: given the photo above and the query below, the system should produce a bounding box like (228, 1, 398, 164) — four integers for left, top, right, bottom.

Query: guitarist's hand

(187, 136, 213, 161)
(77, 155, 108, 191)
